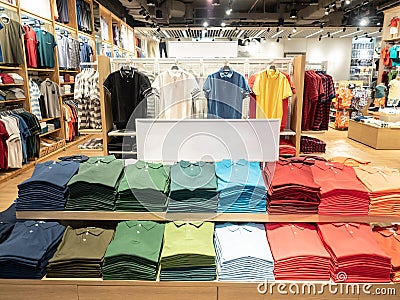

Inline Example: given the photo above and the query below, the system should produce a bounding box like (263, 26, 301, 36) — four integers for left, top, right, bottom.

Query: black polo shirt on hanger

(103, 69, 152, 130)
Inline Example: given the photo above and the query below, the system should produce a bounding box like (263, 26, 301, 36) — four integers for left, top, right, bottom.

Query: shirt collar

(173, 221, 204, 228)
(168, 67, 183, 78)
(179, 161, 206, 168)
(124, 221, 158, 231)
(134, 160, 163, 169)
(75, 227, 106, 236)
(86, 155, 116, 164)
(119, 69, 135, 79)
(226, 223, 255, 232)
(332, 223, 360, 228)
(358, 165, 399, 175)
(220, 159, 249, 168)
(314, 161, 345, 171)
(24, 221, 60, 229)
(219, 68, 234, 78)
(267, 68, 280, 79)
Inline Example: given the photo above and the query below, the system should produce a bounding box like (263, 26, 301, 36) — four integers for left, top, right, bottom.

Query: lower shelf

(15, 211, 400, 223)
(0, 279, 398, 300)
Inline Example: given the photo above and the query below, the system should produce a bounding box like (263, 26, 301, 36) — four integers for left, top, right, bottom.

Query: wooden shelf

(60, 82, 74, 85)
(79, 129, 102, 134)
(384, 37, 400, 43)
(55, 22, 78, 33)
(78, 31, 94, 39)
(27, 68, 55, 72)
(279, 129, 296, 136)
(39, 128, 61, 137)
(61, 93, 74, 97)
(0, 65, 22, 70)
(0, 98, 25, 103)
(0, 83, 24, 87)
(59, 69, 79, 73)
(20, 9, 53, 23)
(41, 117, 60, 122)
(301, 130, 327, 134)
(15, 211, 400, 223)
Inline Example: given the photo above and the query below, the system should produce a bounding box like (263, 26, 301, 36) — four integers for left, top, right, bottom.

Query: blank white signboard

(136, 119, 280, 162)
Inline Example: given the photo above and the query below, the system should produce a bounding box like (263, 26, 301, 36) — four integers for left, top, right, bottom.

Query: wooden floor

(0, 129, 399, 212)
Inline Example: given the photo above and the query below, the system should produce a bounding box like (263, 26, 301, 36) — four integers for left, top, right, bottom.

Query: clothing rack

(305, 61, 328, 71)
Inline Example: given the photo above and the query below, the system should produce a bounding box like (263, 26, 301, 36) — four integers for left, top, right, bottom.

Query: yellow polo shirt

(252, 69, 293, 119)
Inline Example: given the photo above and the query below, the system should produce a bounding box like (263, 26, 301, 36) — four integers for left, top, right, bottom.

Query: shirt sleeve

(239, 75, 251, 98)
(203, 75, 212, 99)
(252, 73, 261, 96)
(103, 74, 113, 93)
(190, 76, 200, 100)
(140, 74, 152, 97)
(282, 76, 293, 100)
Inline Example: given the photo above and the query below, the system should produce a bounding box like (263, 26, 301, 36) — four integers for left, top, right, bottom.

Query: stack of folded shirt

(0, 221, 65, 279)
(160, 222, 216, 281)
(266, 223, 330, 280)
(267, 160, 321, 214)
(167, 161, 218, 213)
(317, 223, 391, 282)
(215, 223, 274, 281)
(279, 139, 296, 157)
(47, 226, 114, 278)
(102, 221, 164, 280)
(355, 166, 400, 215)
(372, 225, 400, 283)
(16, 161, 80, 211)
(216, 159, 267, 213)
(0, 204, 17, 244)
(65, 156, 124, 211)
(311, 161, 370, 215)
(116, 161, 170, 211)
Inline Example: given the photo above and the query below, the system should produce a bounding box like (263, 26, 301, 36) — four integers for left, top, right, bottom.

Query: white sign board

(136, 119, 280, 162)
(168, 41, 238, 58)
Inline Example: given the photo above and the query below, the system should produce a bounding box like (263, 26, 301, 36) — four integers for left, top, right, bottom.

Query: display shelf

(60, 82, 74, 85)
(27, 68, 55, 72)
(40, 117, 60, 122)
(108, 129, 136, 137)
(20, 9, 53, 23)
(39, 128, 62, 137)
(279, 129, 296, 136)
(59, 69, 79, 73)
(55, 21, 78, 33)
(0, 65, 22, 70)
(61, 93, 74, 97)
(78, 30, 94, 39)
(0, 99, 26, 103)
(80, 129, 102, 134)
(0, 83, 24, 87)
(108, 151, 137, 155)
(301, 130, 327, 134)
(384, 37, 400, 43)
(15, 211, 400, 223)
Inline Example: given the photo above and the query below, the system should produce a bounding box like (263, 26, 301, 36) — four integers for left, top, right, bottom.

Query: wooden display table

(348, 120, 400, 150)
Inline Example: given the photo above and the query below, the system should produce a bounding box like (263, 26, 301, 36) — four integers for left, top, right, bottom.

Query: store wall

(282, 38, 353, 81)
(19, 0, 52, 19)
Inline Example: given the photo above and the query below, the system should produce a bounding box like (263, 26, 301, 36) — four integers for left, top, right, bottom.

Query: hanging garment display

(34, 29, 57, 68)
(203, 67, 250, 119)
(0, 17, 25, 65)
(23, 25, 38, 68)
(40, 79, 61, 118)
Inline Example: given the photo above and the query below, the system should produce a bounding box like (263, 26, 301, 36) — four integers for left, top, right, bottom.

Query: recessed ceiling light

(221, 22, 226, 27)
(226, 8, 232, 15)
(345, 0, 351, 4)
(360, 18, 369, 26)
(203, 21, 209, 27)
(293, 28, 297, 33)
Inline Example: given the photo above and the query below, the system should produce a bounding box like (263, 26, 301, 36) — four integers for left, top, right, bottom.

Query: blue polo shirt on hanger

(203, 68, 250, 119)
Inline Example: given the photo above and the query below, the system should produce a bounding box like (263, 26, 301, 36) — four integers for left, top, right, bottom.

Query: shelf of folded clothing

(0, 98, 26, 103)
(27, 68, 55, 72)
(39, 128, 61, 137)
(0, 83, 24, 87)
(0, 65, 22, 70)
(60, 82, 74, 85)
(61, 93, 74, 97)
(14, 211, 400, 223)
(79, 129, 102, 135)
(108, 130, 136, 137)
(279, 129, 296, 136)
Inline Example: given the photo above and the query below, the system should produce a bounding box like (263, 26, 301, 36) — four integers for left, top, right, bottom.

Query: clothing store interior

(1, 0, 400, 299)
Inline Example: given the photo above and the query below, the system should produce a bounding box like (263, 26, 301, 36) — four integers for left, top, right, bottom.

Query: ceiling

(135, 25, 382, 40)
(118, 0, 400, 29)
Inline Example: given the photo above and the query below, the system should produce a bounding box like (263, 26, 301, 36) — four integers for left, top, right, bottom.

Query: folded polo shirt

(0, 221, 65, 279)
(103, 221, 164, 280)
(317, 223, 391, 283)
(215, 223, 274, 281)
(160, 221, 216, 281)
(0, 204, 16, 244)
(0, 73, 14, 84)
(168, 161, 218, 213)
(47, 226, 114, 278)
(9, 88, 25, 98)
(116, 161, 170, 212)
(266, 223, 330, 280)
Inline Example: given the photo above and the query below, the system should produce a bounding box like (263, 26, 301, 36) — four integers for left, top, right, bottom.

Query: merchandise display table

(348, 120, 400, 150)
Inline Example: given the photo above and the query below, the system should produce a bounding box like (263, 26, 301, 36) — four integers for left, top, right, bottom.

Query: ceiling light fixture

(377, 22, 381, 26)
(343, 27, 346, 32)
(355, 36, 358, 40)
(319, 35, 322, 41)
(345, 0, 351, 4)
(288, 34, 292, 40)
(226, 8, 232, 15)
(325, 8, 329, 15)
(145, 15, 150, 21)
(267, 28, 270, 32)
(271, 29, 284, 38)
(156, 9, 163, 19)
(221, 22, 226, 27)
(293, 28, 297, 33)
(290, 8, 297, 19)
(370, 38, 373, 42)
(276, 37, 280, 43)
(305, 29, 323, 38)
(212, 0, 220, 6)
(182, 30, 188, 38)
(340, 29, 363, 38)
(147, 0, 156, 7)
(203, 21, 209, 27)
(162, 30, 171, 38)
(360, 18, 369, 26)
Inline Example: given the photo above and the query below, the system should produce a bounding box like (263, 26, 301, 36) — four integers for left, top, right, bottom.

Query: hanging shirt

(0, 120, 9, 170)
(152, 67, 200, 119)
(57, 34, 70, 69)
(1, 116, 22, 169)
(40, 80, 61, 118)
(0, 18, 25, 65)
(79, 42, 93, 63)
(23, 25, 38, 68)
(252, 69, 293, 120)
(56, 0, 69, 23)
(203, 68, 250, 119)
(104, 70, 152, 129)
(35, 29, 57, 68)
(29, 80, 42, 121)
